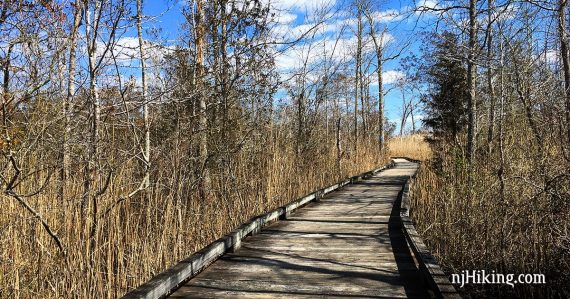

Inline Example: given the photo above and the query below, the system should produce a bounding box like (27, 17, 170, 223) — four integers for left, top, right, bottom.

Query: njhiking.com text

(451, 270, 546, 288)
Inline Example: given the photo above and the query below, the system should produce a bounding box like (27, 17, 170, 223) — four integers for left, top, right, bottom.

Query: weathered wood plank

(170, 286, 412, 299)
(177, 279, 420, 297)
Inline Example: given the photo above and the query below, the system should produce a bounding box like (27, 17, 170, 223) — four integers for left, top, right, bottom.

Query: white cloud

(414, 0, 444, 18)
(272, 19, 346, 44)
(383, 70, 406, 84)
(416, 0, 440, 11)
(539, 49, 558, 65)
(274, 36, 352, 72)
(275, 51, 300, 71)
(93, 37, 174, 68)
(274, 29, 395, 73)
(272, 22, 317, 40)
(373, 9, 404, 23)
(369, 70, 405, 85)
(491, 4, 518, 21)
(98, 37, 139, 63)
(275, 12, 297, 24)
(268, 0, 336, 11)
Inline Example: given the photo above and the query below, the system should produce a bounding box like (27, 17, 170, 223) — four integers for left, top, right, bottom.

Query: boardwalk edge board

(399, 158, 461, 299)
(121, 161, 396, 299)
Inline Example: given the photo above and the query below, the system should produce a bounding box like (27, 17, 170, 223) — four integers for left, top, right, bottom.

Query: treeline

(409, 0, 570, 297)
(0, 0, 399, 297)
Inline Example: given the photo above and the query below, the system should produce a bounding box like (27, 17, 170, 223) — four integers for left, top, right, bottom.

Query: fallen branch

(6, 190, 66, 255)
(100, 179, 146, 219)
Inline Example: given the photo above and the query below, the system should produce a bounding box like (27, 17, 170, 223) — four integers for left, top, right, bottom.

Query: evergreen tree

(422, 31, 469, 143)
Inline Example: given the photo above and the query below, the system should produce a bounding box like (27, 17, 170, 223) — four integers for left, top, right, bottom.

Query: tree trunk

(467, 0, 478, 173)
(2, 44, 13, 152)
(400, 89, 408, 136)
(410, 103, 416, 133)
(336, 116, 342, 177)
(558, 0, 570, 146)
(359, 49, 366, 136)
(84, 0, 102, 269)
(296, 90, 305, 156)
(196, 0, 210, 199)
(367, 14, 386, 157)
(377, 55, 384, 153)
(354, 5, 362, 151)
(486, 0, 495, 153)
(136, 0, 150, 189)
(60, 0, 82, 204)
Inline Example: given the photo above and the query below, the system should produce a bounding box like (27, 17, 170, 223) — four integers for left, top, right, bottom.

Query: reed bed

(408, 135, 570, 297)
(0, 134, 385, 298)
(388, 134, 432, 161)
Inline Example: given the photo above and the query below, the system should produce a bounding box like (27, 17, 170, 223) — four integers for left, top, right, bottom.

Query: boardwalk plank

(168, 159, 428, 298)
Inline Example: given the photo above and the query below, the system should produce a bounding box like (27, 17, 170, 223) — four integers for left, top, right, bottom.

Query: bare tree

(353, 1, 363, 150)
(195, 0, 210, 199)
(486, 0, 496, 153)
(61, 0, 83, 201)
(558, 0, 570, 147)
(136, 0, 151, 189)
(466, 0, 478, 176)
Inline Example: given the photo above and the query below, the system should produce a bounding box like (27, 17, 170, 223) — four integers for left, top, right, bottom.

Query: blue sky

(133, 0, 441, 132)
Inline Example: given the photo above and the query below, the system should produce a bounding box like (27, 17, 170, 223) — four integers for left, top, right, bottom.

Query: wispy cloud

(415, 0, 440, 12)
(267, 0, 337, 11)
(373, 9, 404, 23)
(369, 70, 406, 86)
(93, 37, 175, 68)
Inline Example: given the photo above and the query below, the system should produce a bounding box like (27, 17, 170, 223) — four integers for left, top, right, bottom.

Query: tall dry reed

(0, 132, 385, 298)
(388, 134, 432, 161)
(408, 134, 569, 297)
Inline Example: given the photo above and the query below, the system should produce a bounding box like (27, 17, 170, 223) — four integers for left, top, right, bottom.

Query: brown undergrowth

(409, 135, 570, 298)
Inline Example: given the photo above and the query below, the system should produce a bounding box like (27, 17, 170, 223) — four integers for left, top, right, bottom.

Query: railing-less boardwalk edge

(123, 158, 460, 299)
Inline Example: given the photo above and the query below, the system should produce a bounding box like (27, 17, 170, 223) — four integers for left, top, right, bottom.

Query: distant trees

(416, 0, 570, 170)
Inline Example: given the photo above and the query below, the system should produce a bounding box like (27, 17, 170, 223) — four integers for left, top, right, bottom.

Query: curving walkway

(169, 159, 425, 298)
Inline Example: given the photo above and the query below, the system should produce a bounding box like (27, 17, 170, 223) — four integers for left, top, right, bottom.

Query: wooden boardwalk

(169, 159, 426, 298)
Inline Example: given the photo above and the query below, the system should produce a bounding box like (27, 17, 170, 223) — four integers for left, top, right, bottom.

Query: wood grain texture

(169, 159, 432, 298)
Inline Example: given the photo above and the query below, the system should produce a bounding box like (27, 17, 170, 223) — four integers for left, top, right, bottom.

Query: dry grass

(0, 133, 386, 298)
(388, 134, 432, 161)
(408, 135, 570, 297)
